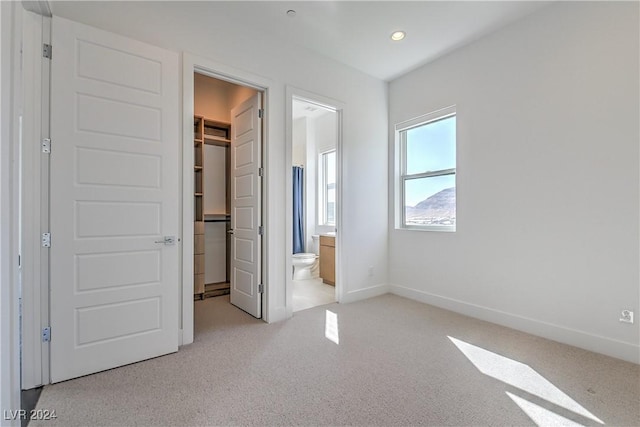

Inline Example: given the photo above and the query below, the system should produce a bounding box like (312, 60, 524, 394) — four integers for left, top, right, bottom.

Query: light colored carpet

(33, 294, 639, 426)
(292, 278, 336, 312)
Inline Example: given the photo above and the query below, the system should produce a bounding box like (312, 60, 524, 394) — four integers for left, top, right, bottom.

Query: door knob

(155, 236, 176, 245)
(227, 229, 235, 235)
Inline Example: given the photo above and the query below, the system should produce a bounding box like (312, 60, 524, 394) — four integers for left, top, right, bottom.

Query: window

(397, 106, 456, 231)
(319, 149, 336, 226)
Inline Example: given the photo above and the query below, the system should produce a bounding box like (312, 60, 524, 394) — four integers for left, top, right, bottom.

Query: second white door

(229, 93, 263, 318)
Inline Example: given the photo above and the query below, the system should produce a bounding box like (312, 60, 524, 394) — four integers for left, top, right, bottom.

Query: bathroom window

(319, 149, 336, 226)
(396, 106, 456, 231)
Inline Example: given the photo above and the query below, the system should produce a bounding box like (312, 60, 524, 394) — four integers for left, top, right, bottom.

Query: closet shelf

(204, 213, 230, 222)
(204, 135, 231, 144)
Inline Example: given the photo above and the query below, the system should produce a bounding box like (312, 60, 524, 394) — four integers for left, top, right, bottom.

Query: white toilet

(292, 235, 319, 280)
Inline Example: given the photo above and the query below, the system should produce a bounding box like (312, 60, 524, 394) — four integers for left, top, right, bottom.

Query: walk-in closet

(193, 72, 257, 300)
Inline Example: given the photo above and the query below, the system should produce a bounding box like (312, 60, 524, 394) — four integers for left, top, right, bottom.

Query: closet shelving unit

(194, 117, 205, 297)
(194, 115, 232, 300)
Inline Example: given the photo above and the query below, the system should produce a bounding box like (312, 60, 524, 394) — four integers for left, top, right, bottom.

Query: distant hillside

(406, 187, 456, 225)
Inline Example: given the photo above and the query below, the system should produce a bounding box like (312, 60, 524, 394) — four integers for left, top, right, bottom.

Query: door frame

(18, 6, 52, 390)
(285, 86, 345, 317)
(2, 0, 26, 417)
(181, 53, 271, 345)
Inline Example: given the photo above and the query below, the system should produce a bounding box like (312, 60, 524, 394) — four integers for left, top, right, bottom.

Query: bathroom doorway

(291, 97, 339, 312)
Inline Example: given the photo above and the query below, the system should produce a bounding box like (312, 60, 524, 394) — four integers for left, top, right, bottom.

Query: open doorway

(291, 98, 339, 312)
(192, 72, 264, 332)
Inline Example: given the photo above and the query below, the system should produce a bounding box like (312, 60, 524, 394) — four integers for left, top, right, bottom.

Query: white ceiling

(50, 1, 551, 82)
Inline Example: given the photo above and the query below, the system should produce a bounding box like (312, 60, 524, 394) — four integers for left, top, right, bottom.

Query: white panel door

(49, 17, 180, 383)
(230, 93, 262, 318)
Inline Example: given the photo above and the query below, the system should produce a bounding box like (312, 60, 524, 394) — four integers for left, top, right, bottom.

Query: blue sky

(405, 116, 456, 207)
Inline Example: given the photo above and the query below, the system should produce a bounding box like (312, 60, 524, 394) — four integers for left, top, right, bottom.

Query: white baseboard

(390, 284, 640, 364)
(341, 283, 389, 304)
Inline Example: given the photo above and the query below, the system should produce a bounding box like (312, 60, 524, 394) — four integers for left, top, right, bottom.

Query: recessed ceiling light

(391, 31, 406, 41)
(286, 9, 297, 17)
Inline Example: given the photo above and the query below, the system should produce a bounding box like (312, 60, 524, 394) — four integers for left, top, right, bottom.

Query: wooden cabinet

(319, 235, 335, 286)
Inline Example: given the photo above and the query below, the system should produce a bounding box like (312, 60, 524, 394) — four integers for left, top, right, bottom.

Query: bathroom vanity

(319, 235, 335, 285)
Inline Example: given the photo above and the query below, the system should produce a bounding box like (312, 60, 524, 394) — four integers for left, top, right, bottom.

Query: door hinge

(42, 327, 51, 342)
(42, 232, 51, 248)
(257, 284, 264, 294)
(258, 226, 264, 236)
(258, 167, 263, 177)
(258, 108, 264, 119)
(42, 138, 51, 154)
(43, 44, 52, 59)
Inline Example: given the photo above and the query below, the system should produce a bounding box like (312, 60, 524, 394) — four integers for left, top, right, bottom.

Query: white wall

(50, 1, 389, 317)
(388, 2, 639, 363)
(194, 72, 258, 124)
(292, 116, 315, 253)
(204, 222, 227, 284)
(315, 112, 337, 154)
(292, 117, 307, 166)
(314, 112, 337, 237)
(203, 144, 226, 216)
(203, 144, 227, 284)
(194, 73, 232, 122)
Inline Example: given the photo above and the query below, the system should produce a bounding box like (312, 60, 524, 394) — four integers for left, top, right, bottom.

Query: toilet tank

(310, 235, 320, 255)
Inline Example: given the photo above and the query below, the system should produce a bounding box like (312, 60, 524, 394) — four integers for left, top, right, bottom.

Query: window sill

(397, 225, 456, 233)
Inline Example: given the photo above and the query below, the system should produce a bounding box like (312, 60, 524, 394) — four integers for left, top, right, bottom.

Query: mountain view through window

(402, 113, 456, 228)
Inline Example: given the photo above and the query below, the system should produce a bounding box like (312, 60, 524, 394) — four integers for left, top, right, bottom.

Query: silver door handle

(155, 236, 176, 245)
(227, 229, 235, 235)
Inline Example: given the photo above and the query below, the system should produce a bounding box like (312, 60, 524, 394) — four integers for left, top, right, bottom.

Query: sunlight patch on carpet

(506, 391, 585, 427)
(448, 336, 603, 425)
(325, 310, 339, 345)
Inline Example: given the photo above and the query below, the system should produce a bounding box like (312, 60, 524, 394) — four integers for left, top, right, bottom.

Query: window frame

(396, 106, 457, 232)
(318, 148, 336, 227)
